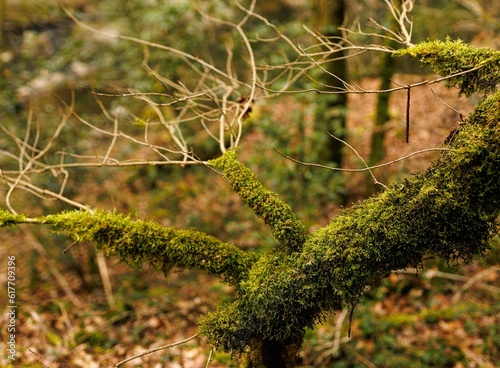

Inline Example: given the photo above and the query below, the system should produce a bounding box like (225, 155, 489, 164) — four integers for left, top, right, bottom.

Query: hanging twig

(406, 85, 411, 143)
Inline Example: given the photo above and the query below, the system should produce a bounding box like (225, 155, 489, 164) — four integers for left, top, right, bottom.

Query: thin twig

(333, 308, 349, 356)
(452, 267, 499, 304)
(95, 246, 117, 311)
(431, 89, 465, 122)
(58, 3, 243, 87)
(275, 147, 452, 173)
(28, 350, 53, 368)
(256, 63, 489, 95)
(205, 347, 215, 368)
(395, 268, 500, 295)
(115, 333, 200, 367)
(406, 85, 411, 143)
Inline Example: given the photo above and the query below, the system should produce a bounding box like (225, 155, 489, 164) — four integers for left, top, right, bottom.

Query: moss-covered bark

(209, 149, 308, 253)
(199, 94, 499, 368)
(0, 209, 27, 226)
(199, 41, 500, 365)
(42, 210, 259, 287)
(395, 38, 500, 96)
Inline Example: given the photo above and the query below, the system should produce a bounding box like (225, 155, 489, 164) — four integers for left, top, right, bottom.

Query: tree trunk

(240, 337, 301, 368)
(313, 0, 348, 203)
(367, 0, 401, 195)
(366, 48, 396, 195)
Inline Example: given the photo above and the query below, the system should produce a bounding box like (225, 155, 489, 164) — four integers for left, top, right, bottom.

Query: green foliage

(395, 38, 500, 96)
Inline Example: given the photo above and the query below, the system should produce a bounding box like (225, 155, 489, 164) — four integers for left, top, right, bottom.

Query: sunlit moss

(0, 209, 27, 227)
(199, 43, 500, 355)
(395, 38, 500, 96)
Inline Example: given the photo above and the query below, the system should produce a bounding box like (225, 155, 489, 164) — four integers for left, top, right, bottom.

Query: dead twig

(452, 267, 499, 304)
(275, 145, 451, 185)
(395, 268, 500, 296)
(115, 333, 200, 367)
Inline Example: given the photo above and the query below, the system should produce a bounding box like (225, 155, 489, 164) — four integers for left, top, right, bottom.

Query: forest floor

(0, 76, 499, 368)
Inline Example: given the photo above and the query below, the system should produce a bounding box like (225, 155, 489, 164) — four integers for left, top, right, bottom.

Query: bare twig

(205, 347, 215, 368)
(345, 344, 378, 368)
(452, 267, 499, 304)
(115, 333, 200, 367)
(57, 3, 243, 87)
(95, 246, 117, 310)
(257, 63, 489, 95)
(431, 89, 465, 122)
(341, 0, 414, 48)
(275, 143, 451, 189)
(28, 350, 53, 368)
(333, 308, 350, 356)
(23, 229, 83, 307)
(395, 268, 500, 295)
(57, 301, 76, 347)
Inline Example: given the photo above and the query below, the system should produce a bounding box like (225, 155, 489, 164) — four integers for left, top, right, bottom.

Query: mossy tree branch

(395, 38, 500, 96)
(0, 208, 27, 226)
(209, 149, 308, 253)
(200, 89, 500, 355)
(199, 42, 500, 356)
(0, 209, 260, 287)
(0, 39, 498, 367)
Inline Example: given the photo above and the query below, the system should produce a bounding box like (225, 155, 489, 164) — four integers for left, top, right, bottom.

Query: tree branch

(39, 209, 260, 287)
(199, 89, 500, 352)
(209, 149, 308, 252)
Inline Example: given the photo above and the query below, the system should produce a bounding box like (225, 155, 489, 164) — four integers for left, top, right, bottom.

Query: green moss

(0, 209, 27, 227)
(395, 38, 500, 96)
(209, 149, 308, 252)
(1, 37, 499, 366)
(43, 210, 259, 287)
(199, 90, 499, 352)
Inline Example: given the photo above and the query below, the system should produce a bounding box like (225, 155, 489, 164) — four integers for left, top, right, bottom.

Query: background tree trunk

(366, 0, 403, 196)
(366, 42, 398, 196)
(0, 0, 5, 46)
(312, 0, 348, 204)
